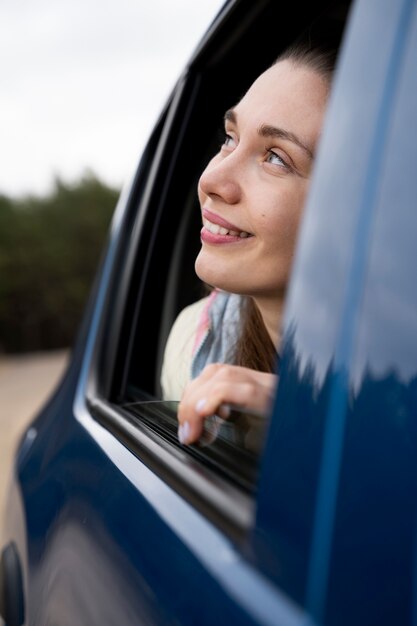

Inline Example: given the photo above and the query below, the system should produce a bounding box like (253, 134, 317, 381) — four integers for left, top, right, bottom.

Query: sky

(0, 0, 225, 198)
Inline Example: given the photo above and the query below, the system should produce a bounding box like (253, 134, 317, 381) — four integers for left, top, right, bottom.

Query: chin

(195, 254, 229, 289)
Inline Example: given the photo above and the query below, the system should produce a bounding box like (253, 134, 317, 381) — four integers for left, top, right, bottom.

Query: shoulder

(173, 296, 210, 330)
(160, 296, 210, 400)
(161, 291, 243, 399)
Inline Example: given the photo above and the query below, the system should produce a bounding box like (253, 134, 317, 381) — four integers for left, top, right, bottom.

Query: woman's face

(195, 59, 329, 302)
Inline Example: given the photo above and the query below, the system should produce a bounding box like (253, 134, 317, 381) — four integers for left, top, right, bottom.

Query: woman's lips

(202, 208, 252, 238)
(200, 212, 253, 245)
(200, 226, 251, 244)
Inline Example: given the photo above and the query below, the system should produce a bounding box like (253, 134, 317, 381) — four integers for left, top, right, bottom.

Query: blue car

(2, 0, 417, 624)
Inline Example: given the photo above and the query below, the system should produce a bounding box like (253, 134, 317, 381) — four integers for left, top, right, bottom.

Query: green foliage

(0, 171, 119, 353)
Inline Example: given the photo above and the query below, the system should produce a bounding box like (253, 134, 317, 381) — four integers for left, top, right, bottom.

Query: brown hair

(233, 297, 277, 372)
(275, 42, 337, 83)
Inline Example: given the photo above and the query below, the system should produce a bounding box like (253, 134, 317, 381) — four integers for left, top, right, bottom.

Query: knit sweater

(160, 290, 242, 400)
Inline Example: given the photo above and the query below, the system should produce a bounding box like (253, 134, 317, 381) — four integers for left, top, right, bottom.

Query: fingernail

(178, 421, 190, 444)
(196, 398, 207, 413)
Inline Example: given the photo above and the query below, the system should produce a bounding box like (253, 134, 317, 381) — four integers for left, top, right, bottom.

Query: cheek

(260, 189, 305, 233)
(260, 186, 307, 251)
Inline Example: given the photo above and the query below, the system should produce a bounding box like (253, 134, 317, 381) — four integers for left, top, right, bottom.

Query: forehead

(233, 60, 329, 143)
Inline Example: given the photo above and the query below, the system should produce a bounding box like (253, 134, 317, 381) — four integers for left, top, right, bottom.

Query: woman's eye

(266, 150, 287, 168)
(221, 133, 236, 149)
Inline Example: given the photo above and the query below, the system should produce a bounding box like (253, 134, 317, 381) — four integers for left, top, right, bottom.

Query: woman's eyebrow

(224, 109, 314, 161)
(258, 124, 314, 160)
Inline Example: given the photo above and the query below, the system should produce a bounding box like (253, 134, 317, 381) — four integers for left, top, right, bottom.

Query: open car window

(121, 400, 267, 492)
(85, 0, 352, 536)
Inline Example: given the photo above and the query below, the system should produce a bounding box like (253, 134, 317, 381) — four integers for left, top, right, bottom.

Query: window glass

(122, 399, 269, 492)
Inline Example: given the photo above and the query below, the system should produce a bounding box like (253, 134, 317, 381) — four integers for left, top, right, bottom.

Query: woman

(161, 40, 337, 445)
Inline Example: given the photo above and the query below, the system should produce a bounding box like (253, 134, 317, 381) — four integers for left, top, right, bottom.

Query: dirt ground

(0, 349, 69, 538)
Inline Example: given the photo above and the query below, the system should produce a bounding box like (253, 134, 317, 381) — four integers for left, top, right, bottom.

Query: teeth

(204, 218, 250, 238)
(207, 222, 221, 235)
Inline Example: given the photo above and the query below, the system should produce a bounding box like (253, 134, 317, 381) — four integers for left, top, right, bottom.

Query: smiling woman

(160, 39, 337, 445)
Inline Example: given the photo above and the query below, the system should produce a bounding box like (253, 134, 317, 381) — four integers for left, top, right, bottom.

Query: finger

(177, 367, 277, 444)
(178, 415, 206, 444)
(193, 379, 273, 418)
(177, 383, 252, 445)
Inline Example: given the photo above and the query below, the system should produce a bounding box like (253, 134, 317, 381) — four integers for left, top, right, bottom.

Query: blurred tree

(0, 171, 119, 353)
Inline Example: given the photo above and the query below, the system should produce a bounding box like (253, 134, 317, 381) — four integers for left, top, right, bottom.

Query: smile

(203, 218, 252, 238)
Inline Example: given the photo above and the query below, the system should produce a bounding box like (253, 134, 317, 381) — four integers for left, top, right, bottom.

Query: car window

(86, 0, 352, 537)
(122, 400, 266, 491)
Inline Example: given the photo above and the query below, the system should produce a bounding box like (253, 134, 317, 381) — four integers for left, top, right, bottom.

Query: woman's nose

(198, 154, 241, 205)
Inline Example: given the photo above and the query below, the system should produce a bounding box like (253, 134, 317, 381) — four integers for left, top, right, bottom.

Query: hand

(177, 363, 277, 445)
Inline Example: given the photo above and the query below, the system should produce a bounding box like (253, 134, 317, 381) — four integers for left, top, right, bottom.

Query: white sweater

(160, 296, 208, 400)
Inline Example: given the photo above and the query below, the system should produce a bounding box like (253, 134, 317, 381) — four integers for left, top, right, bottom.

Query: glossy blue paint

(14, 363, 306, 625)
(306, 0, 415, 620)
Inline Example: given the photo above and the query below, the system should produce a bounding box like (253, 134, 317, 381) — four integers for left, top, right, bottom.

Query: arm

(177, 363, 277, 445)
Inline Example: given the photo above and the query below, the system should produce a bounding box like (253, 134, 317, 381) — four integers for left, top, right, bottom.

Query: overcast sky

(0, 0, 225, 197)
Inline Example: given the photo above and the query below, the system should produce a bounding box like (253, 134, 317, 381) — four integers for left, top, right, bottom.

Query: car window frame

(76, 0, 353, 545)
